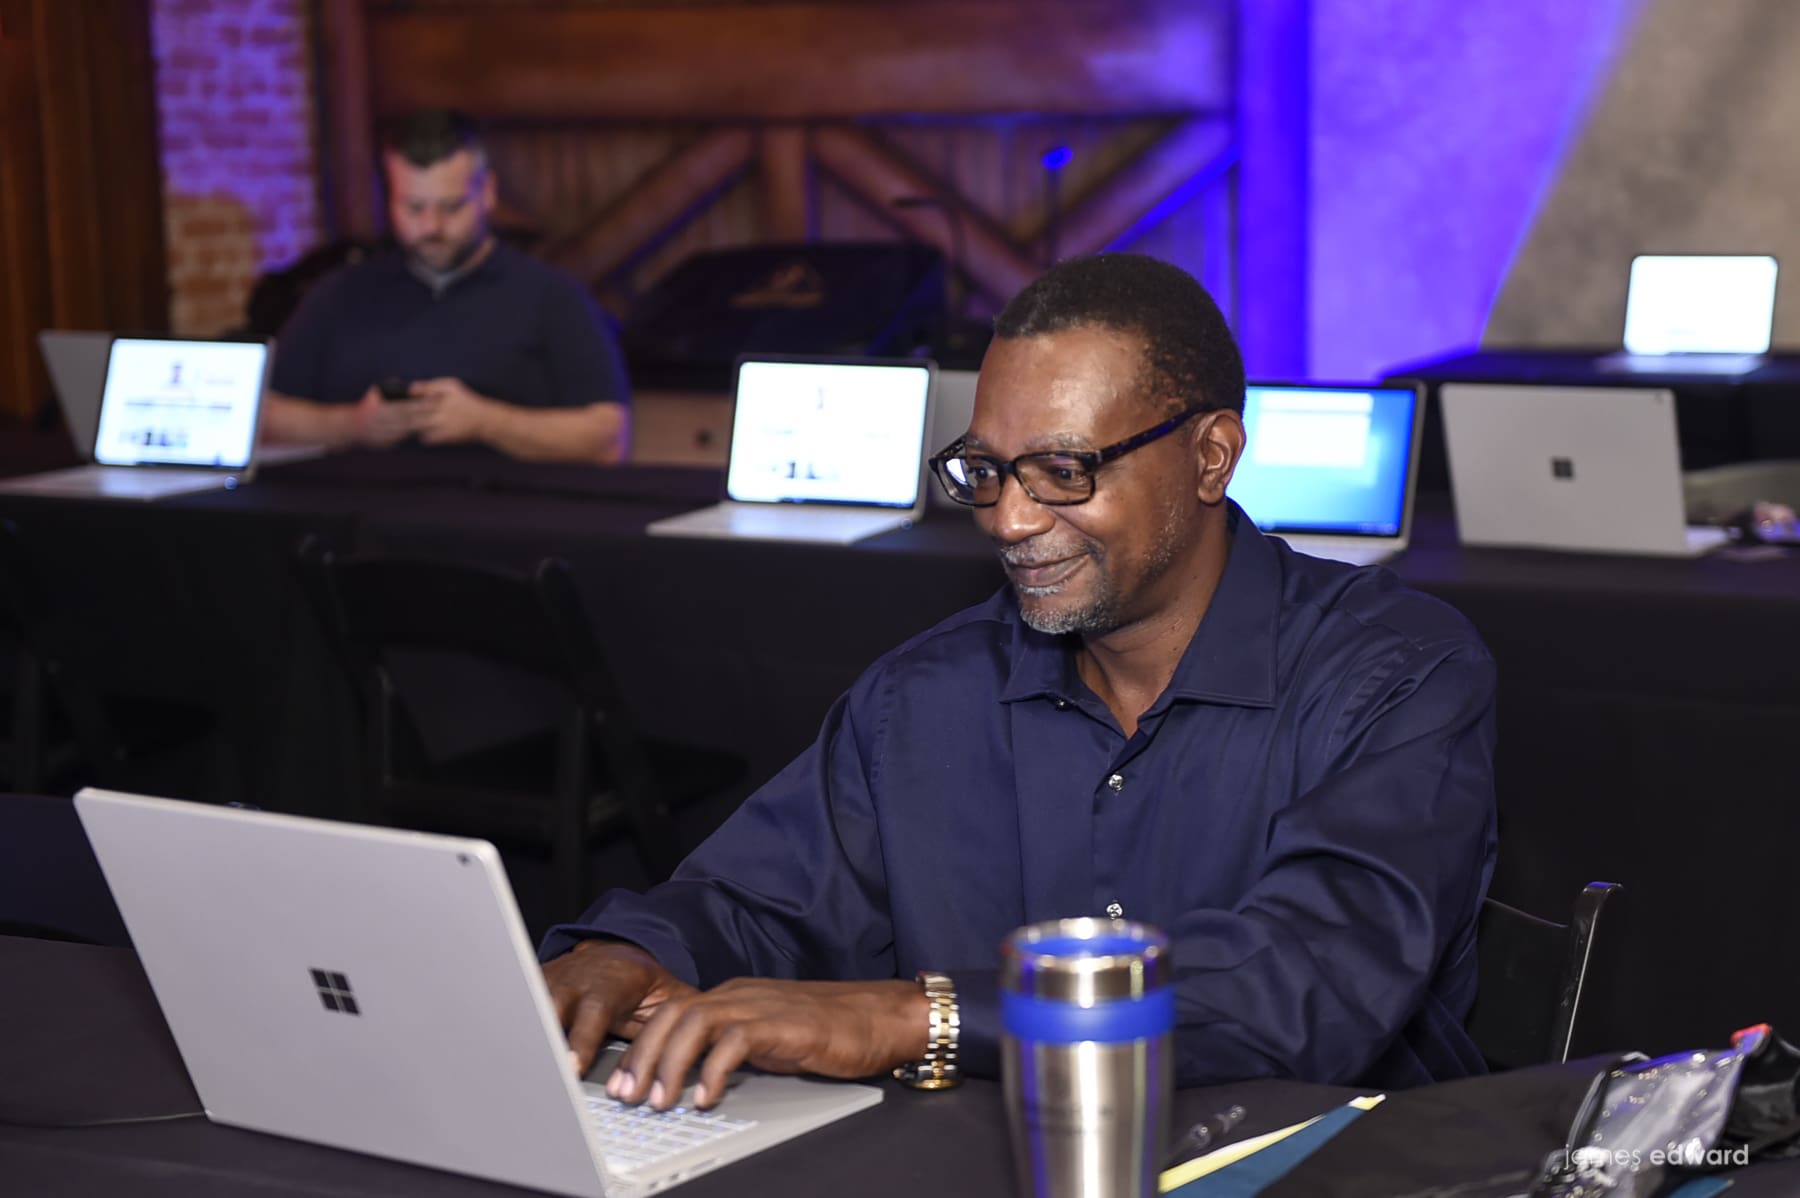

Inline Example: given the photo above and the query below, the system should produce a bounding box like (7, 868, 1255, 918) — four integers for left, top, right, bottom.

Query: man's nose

(981, 471, 1055, 545)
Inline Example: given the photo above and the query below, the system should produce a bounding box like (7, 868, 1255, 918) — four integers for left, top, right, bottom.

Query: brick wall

(153, 0, 323, 335)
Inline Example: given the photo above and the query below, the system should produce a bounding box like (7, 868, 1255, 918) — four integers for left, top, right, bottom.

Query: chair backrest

(0, 520, 126, 788)
(0, 792, 131, 946)
(1469, 881, 1622, 1070)
(295, 538, 637, 714)
(293, 537, 654, 787)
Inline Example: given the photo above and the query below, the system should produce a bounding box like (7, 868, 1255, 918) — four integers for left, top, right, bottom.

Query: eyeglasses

(929, 406, 1208, 507)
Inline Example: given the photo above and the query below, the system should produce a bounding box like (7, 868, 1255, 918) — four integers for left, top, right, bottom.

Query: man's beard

(1003, 502, 1186, 637)
(407, 233, 483, 275)
(1001, 537, 1117, 636)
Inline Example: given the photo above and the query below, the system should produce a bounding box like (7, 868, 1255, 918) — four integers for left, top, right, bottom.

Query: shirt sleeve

(268, 268, 344, 400)
(1161, 642, 1498, 1087)
(538, 273, 632, 410)
(538, 678, 894, 983)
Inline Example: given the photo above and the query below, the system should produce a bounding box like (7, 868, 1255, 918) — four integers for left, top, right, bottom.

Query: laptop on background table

(647, 355, 935, 545)
(2, 336, 271, 501)
(1597, 253, 1779, 376)
(926, 368, 980, 511)
(74, 788, 882, 1198)
(37, 329, 113, 457)
(1439, 383, 1731, 557)
(1228, 381, 1425, 566)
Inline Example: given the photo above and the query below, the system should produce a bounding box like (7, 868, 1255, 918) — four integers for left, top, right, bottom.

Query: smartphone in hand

(378, 377, 412, 401)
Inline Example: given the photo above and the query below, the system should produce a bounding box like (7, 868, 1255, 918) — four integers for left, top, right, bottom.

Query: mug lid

(1001, 917, 1169, 1002)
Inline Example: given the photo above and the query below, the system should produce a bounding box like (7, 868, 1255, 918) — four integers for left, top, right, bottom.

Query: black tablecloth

(3, 449, 1799, 1062)
(6, 936, 1800, 1197)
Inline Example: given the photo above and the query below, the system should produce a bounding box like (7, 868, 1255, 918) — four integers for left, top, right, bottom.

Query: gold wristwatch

(892, 971, 960, 1089)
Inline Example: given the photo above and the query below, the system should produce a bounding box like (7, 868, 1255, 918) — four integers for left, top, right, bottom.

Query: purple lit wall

(1299, 0, 1644, 381)
(152, 0, 322, 335)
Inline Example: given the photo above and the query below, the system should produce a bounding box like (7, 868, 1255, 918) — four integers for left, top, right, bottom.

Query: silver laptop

(1597, 254, 1778, 375)
(647, 356, 934, 544)
(1440, 383, 1732, 557)
(38, 329, 113, 457)
(74, 788, 882, 1198)
(2, 336, 271, 500)
(1228, 381, 1425, 566)
(926, 368, 980, 510)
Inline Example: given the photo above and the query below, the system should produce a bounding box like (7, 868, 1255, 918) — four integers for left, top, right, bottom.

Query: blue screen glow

(1229, 385, 1418, 537)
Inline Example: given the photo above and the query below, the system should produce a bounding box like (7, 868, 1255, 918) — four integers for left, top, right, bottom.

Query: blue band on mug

(1002, 988, 1175, 1044)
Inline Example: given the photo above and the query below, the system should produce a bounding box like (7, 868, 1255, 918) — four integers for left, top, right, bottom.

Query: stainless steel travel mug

(1001, 917, 1173, 1198)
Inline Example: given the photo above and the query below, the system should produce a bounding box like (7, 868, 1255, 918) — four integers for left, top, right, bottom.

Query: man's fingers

(566, 995, 612, 1077)
(693, 1023, 755, 1109)
(646, 1003, 730, 1110)
(610, 991, 697, 1106)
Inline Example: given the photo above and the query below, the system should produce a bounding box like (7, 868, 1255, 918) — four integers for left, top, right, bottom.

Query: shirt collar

(999, 501, 1281, 710)
(402, 239, 507, 296)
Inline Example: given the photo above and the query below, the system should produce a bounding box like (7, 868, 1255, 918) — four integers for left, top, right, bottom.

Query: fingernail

(649, 1080, 666, 1107)
(568, 1050, 581, 1074)
(693, 1084, 710, 1107)
(607, 1069, 632, 1097)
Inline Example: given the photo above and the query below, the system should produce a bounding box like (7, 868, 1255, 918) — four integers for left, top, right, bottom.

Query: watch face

(892, 1063, 960, 1090)
(909, 1073, 960, 1091)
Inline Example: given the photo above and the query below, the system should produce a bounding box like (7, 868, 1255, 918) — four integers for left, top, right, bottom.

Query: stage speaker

(621, 241, 947, 390)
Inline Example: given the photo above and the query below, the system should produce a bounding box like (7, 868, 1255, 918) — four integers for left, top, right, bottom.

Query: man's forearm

(262, 392, 356, 446)
(481, 402, 629, 465)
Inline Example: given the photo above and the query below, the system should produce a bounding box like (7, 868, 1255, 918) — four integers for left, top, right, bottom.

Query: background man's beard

(410, 234, 484, 273)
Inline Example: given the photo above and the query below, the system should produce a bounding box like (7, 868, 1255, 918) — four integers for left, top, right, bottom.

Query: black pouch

(1530, 1024, 1800, 1197)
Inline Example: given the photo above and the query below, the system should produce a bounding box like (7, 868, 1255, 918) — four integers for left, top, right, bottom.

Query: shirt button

(1106, 773, 1125, 792)
(1105, 902, 1124, 919)
(1053, 699, 1071, 711)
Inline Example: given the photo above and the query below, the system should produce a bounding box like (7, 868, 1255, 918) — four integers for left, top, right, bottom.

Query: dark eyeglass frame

(928, 404, 1210, 507)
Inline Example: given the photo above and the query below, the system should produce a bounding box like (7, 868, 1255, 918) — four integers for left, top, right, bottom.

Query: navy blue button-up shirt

(543, 514, 1498, 1088)
(271, 244, 630, 411)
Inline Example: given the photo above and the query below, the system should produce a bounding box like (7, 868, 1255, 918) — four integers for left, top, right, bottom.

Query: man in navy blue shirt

(541, 254, 1497, 1106)
(264, 110, 631, 464)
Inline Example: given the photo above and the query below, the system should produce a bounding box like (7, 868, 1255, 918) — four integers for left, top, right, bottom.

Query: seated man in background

(541, 253, 1498, 1105)
(263, 109, 631, 464)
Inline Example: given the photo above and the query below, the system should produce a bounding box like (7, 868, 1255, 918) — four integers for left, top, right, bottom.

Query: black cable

(0, 1109, 206, 1129)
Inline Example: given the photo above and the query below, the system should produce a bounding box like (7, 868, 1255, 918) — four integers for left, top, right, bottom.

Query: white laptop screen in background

(725, 359, 932, 508)
(1231, 384, 1418, 537)
(1622, 255, 1778, 355)
(93, 338, 268, 469)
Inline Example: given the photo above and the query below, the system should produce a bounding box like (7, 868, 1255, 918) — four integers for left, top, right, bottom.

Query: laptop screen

(93, 338, 269, 469)
(1230, 384, 1419, 538)
(1622, 255, 1778, 355)
(725, 358, 932, 508)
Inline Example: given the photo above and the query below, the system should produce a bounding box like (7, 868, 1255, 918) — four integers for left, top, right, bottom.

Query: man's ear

(1195, 410, 1244, 505)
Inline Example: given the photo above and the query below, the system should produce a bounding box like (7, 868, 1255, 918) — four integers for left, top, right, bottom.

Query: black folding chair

(296, 538, 745, 925)
(1469, 880, 1623, 1070)
(0, 520, 218, 796)
(0, 791, 131, 947)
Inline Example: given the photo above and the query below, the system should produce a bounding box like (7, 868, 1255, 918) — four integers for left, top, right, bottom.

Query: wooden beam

(811, 126, 1040, 305)
(539, 129, 755, 284)
(759, 125, 812, 242)
(318, 0, 378, 237)
(368, 3, 1230, 120)
(0, 17, 50, 422)
(1030, 117, 1235, 260)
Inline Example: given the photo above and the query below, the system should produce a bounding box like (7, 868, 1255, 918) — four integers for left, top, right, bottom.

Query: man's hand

(543, 940, 700, 1077)
(348, 386, 427, 447)
(411, 377, 499, 446)
(606, 978, 927, 1111)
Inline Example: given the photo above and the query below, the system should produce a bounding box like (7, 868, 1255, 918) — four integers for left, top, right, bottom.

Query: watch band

(892, 971, 960, 1090)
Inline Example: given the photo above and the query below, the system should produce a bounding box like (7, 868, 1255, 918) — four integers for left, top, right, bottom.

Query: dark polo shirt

(270, 243, 629, 410)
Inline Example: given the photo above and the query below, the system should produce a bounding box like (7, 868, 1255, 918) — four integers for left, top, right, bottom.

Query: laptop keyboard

(586, 1094, 758, 1171)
